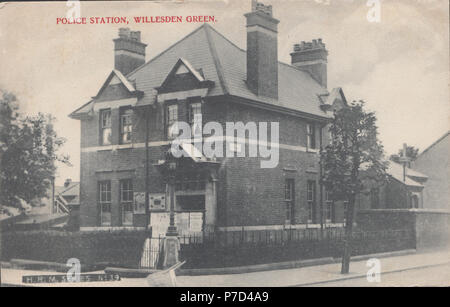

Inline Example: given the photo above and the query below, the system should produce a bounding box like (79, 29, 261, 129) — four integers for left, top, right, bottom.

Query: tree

(390, 145, 419, 165)
(321, 100, 388, 274)
(0, 89, 70, 209)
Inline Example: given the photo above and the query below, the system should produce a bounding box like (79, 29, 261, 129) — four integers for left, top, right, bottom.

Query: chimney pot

(114, 28, 147, 75)
(118, 27, 130, 39)
(130, 31, 141, 42)
(245, 0, 279, 99)
(291, 38, 328, 88)
(64, 178, 72, 187)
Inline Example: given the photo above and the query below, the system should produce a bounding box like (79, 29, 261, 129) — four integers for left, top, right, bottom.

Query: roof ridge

(204, 23, 229, 95)
(126, 24, 208, 79)
(417, 130, 450, 158)
(206, 24, 326, 91)
(58, 182, 79, 195)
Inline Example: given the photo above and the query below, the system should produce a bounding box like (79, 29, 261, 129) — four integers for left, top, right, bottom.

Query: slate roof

(388, 162, 427, 188)
(71, 24, 333, 119)
(56, 182, 80, 205)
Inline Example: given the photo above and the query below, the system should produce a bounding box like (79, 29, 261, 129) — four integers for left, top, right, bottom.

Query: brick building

(70, 1, 349, 233)
(357, 162, 428, 210)
(413, 131, 450, 210)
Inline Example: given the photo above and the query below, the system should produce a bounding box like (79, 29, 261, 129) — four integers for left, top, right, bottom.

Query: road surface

(307, 263, 450, 287)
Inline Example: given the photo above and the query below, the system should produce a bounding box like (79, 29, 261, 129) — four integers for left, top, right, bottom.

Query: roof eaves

(225, 94, 333, 122)
(68, 100, 93, 119)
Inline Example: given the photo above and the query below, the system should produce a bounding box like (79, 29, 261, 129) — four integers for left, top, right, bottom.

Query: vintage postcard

(0, 0, 449, 292)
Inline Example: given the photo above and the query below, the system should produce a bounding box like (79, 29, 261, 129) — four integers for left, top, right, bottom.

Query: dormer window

(100, 109, 112, 145)
(120, 107, 133, 144)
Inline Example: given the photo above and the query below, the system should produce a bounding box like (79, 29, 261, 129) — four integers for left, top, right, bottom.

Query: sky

(0, 0, 448, 185)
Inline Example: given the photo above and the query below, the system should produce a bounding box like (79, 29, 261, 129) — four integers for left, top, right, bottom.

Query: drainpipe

(145, 106, 150, 231)
(319, 125, 324, 235)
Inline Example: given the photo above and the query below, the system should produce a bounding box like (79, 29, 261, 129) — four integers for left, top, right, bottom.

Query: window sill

(98, 145, 113, 151)
(306, 148, 319, 153)
(117, 143, 133, 150)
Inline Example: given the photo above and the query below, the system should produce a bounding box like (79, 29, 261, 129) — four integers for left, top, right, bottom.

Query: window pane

(101, 110, 111, 128)
(168, 105, 178, 123)
(285, 179, 294, 201)
(189, 102, 202, 124)
(167, 105, 178, 138)
(307, 181, 315, 201)
(120, 109, 133, 144)
(122, 203, 133, 225)
(120, 180, 133, 202)
(102, 128, 112, 145)
(99, 181, 111, 203)
(101, 212, 111, 226)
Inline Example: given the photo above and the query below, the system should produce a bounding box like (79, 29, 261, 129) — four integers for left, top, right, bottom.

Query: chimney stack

(290, 38, 328, 88)
(113, 28, 147, 75)
(244, 0, 279, 99)
(64, 178, 72, 188)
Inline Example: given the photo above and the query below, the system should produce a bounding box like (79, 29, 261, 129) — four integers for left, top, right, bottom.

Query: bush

(1, 230, 152, 269)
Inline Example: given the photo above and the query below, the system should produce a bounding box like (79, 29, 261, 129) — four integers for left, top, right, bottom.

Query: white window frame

(120, 179, 133, 226)
(99, 181, 111, 226)
(100, 109, 112, 145)
(306, 123, 316, 150)
(284, 179, 295, 225)
(120, 108, 133, 144)
(307, 180, 315, 223)
(167, 104, 179, 139)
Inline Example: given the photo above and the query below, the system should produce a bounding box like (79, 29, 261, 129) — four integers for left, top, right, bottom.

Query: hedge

(1, 230, 152, 269)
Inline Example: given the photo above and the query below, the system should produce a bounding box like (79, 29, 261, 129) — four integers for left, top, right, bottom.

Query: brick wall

(78, 96, 342, 228)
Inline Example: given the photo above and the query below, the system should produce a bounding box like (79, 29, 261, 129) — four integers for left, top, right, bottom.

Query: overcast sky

(0, 0, 448, 185)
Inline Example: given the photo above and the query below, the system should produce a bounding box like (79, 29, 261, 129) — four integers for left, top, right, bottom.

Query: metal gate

(140, 236, 163, 269)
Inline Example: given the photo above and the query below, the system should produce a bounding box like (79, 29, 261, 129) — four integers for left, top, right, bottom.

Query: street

(304, 263, 450, 287)
(2, 250, 449, 287)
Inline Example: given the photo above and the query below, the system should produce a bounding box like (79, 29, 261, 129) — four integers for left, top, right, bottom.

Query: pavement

(1, 249, 449, 287)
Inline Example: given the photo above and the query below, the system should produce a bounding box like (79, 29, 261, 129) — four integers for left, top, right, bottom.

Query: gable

(157, 58, 213, 94)
(94, 70, 138, 102)
(96, 82, 135, 102)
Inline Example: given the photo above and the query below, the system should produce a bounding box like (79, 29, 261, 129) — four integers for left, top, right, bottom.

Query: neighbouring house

(54, 179, 80, 213)
(358, 162, 428, 210)
(70, 1, 352, 233)
(54, 179, 81, 230)
(412, 131, 450, 210)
